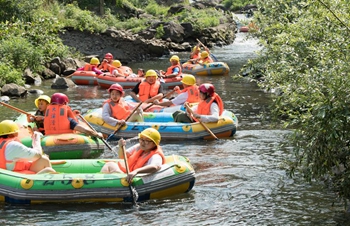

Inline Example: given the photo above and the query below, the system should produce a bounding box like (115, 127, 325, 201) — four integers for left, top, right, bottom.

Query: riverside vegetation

(0, 0, 254, 87)
(244, 0, 350, 207)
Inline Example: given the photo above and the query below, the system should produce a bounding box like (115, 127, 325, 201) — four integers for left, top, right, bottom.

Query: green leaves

(249, 0, 350, 203)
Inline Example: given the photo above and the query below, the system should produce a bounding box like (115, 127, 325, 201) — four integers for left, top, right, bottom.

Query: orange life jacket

(44, 104, 77, 135)
(197, 93, 224, 115)
(139, 80, 161, 102)
(98, 61, 111, 71)
(103, 99, 131, 120)
(165, 64, 182, 76)
(118, 146, 166, 173)
(108, 65, 117, 74)
(198, 56, 213, 64)
(191, 53, 200, 59)
(0, 138, 35, 174)
(83, 63, 96, 71)
(178, 85, 200, 103)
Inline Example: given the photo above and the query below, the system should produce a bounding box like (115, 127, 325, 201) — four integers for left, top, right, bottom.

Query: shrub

(0, 63, 24, 87)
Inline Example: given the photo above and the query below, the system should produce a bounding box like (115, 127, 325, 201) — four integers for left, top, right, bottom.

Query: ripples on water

(1, 32, 350, 225)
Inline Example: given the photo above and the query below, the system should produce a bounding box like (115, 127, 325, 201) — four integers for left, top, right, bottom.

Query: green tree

(248, 0, 350, 204)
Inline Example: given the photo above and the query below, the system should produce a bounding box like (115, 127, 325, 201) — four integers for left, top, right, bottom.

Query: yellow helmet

(34, 95, 51, 108)
(200, 51, 209, 59)
(181, 74, 196, 86)
(170, 55, 180, 62)
(193, 46, 201, 52)
(145, 69, 158, 78)
(0, 120, 19, 136)
(90, 57, 100, 65)
(112, 60, 122, 68)
(139, 128, 161, 145)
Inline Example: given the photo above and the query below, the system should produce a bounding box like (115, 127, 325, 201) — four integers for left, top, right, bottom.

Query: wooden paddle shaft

(0, 101, 32, 116)
(143, 89, 176, 111)
(185, 103, 218, 140)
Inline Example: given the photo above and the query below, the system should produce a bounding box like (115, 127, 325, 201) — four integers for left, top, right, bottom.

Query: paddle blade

(106, 134, 114, 142)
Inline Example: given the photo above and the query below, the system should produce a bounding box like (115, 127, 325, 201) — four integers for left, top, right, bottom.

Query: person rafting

(153, 74, 200, 107)
(100, 128, 165, 184)
(102, 83, 143, 128)
(44, 93, 103, 138)
(0, 120, 56, 174)
(159, 55, 182, 79)
(173, 83, 224, 123)
(27, 95, 51, 135)
(129, 69, 164, 104)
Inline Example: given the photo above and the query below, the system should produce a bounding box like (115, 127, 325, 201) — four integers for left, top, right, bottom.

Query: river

(1, 31, 349, 225)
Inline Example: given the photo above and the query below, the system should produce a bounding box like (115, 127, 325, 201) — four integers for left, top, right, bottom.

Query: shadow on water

(1, 30, 350, 225)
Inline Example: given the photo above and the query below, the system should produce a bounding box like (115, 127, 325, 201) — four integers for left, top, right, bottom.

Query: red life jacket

(139, 80, 161, 102)
(103, 99, 131, 120)
(0, 138, 35, 174)
(44, 104, 77, 135)
(197, 93, 224, 115)
(118, 145, 166, 173)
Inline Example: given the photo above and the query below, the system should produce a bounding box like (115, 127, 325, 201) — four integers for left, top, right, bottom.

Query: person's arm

(5, 138, 42, 162)
(117, 140, 139, 159)
(92, 66, 102, 75)
(112, 69, 125, 77)
(69, 118, 103, 138)
(102, 104, 119, 126)
(130, 83, 141, 102)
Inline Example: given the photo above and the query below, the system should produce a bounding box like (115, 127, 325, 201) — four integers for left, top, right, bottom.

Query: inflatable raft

(97, 74, 183, 89)
(15, 113, 106, 160)
(70, 71, 99, 85)
(83, 108, 237, 140)
(182, 62, 230, 76)
(0, 155, 195, 204)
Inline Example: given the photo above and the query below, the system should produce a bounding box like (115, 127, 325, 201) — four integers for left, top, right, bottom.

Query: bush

(0, 63, 24, 87)
(248, 0, 350, 204)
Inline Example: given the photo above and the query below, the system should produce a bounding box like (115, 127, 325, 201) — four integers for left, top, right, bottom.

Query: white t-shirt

(171, 92, 188, 106)
(5, 141, 41, 170)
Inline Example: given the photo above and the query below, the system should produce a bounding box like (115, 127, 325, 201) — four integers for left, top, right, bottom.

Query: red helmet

(51, 93, 69, 105)
(199, 83, 215, 96)
(104, 53, 113, 59)
(108, 83, 124, 95)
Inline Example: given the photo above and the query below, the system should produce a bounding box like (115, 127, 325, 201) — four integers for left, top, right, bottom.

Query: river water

(1, 31, 350, 225)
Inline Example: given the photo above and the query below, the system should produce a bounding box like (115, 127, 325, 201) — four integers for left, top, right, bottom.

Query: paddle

(184, 102, 218, 140)
(106, 101, 143, 141)
(143, 89, 176, 111)
(196, 38, 218, 62)
(0, 101, 34, 117)
(77, 114, 114, 152)
(122, 144, 139, 206)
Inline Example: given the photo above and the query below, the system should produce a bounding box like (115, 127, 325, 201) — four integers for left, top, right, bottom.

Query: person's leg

(173, 111, 193, 123)
(100, 162, 123, 173)
(30, 155, 56, 174)
(130, 112, 144, 122)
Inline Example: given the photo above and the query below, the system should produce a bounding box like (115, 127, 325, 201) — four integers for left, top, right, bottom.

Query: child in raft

(27, 95, 51, 135)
